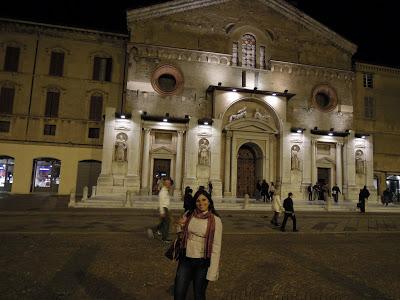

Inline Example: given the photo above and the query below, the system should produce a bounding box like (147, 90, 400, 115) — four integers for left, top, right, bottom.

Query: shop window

(92, 57, 112, 82)
(49, 51, 64, 76)
(4, 46, 20, 72)
(32, 158, 61, 193)
(0, 156, 14, 192)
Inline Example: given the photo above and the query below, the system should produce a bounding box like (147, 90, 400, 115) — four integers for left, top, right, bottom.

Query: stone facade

(2, 1, 399, 203)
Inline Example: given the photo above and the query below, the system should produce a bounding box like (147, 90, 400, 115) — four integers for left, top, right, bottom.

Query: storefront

(32, 158, 61, 193)
(0, 156, 14, 192)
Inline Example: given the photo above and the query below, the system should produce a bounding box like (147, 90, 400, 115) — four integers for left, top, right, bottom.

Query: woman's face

(196, 194, 210, 212)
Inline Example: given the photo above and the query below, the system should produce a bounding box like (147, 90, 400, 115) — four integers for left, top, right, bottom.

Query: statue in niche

(355, 149, 365, 174)
(198, 138, 210, 166)
(291, 145, 301, 170)
(229, 106, 247, 122)
(114, 133, 128, 162)
(253, 108, 271, 121)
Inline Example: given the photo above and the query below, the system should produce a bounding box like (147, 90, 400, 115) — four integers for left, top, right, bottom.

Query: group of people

(271, 192, 298, 232)
(256, 180, 275, 202)
(147, 178, 222, 299)
(307, 183, 341, 202)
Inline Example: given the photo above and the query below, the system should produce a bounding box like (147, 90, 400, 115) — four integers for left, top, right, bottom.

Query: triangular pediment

(225, 118, 278, 133)
(127, 0, 356, 53)
(151, 146, 176, 155)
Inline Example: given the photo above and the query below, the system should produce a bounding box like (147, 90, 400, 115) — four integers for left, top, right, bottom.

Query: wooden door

(237, 146, 256, 197)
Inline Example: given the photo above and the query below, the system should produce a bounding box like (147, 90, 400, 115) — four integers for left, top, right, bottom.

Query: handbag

(165, 235, 184, 261)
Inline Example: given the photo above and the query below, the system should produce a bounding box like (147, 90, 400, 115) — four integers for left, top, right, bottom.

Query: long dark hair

(192, 189, 220, 217)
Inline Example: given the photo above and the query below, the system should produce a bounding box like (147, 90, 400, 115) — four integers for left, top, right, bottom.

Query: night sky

(1, 0, 399, 68)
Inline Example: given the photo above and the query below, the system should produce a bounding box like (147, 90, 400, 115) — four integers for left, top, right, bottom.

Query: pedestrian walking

(270, 194, 283, 226)
(358, 185, 370, 213)
(208, 180, 213, 196)
(147, 178, 172, 242)
(383, 188, 392, 206)
(261, 179, 269, 202)
(332, 184, 341, 203)
(183, 186, 194, 212)
(280, 192, 298, 232)
(174, 189, 222, 300)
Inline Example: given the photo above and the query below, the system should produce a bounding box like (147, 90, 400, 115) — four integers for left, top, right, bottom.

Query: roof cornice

(126, 0, 357, 54)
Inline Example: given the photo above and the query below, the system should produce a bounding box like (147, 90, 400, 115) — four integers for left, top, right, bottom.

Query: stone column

(210, 119, 223, 197)
(302, 131, 312, 185)
(336, 142, 343, 199)
(343, 132, 357, 201)
(97, 107, 115, 189)
(224, 131, 232, 196)
(365, 135, 374, 189)
(311, 139, 317, 185)
(140, 128, 151, 195)
(231, 132, 238, 197)
(174, 130, 184, 197)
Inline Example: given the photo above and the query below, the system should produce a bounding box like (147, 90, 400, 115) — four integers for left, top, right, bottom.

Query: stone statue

(229, 106, 247, 122)
(114, 133, 128, 162)
(198, 138, 210, 166)
(291, 145, 301, 170)
(253, 108, 270, 121)
(355, 150, 365, 174)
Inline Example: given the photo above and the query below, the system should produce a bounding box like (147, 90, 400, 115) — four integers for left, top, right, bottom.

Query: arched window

(241, 34, 256, 68)
(89, 93, 103, 121)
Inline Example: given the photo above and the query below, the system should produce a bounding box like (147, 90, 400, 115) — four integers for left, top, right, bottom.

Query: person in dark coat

(261, 180, 269, 202)
(255, 180, 262, 201)
(358, 186, 370, 213)
(383, 188, 392, 206)
(307, 184, 312, 201)
(183, 186, 194, 212)
(280, 192, 298, 232)
(332, 185, 341, 203)
(208, 181, 213, 196)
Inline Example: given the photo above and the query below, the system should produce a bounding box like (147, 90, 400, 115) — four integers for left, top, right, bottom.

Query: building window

(0, 87, 15, 114)
(311, 84, 338, 112)
(0, 121, 10, 132)
(32, 158, 61, 193)
(150, 65, 184, 96)
(364, 96, 375, 119)
(92, 57, 112, 82)
(49, 51, 65, 76)
(232, 42, 238, 66)
(241, 34, 256, 68)
(89, 95, 103, 121)
(241, 71, 246, 87)
(363, 73, 374, 88)
(4, 46, 20, 72)
(43, 124, 56, 136)
(44, 90, 60, 118)
(88, 127, 100, 139)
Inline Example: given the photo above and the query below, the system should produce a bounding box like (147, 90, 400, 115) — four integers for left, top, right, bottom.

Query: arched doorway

(237, 143, 263, 197)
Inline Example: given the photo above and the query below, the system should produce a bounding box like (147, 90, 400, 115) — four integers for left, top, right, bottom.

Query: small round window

(311, 84, 338, 112)
(151, 65, 183, 96)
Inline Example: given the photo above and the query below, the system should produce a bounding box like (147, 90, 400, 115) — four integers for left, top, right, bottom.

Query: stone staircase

(72, 194, 400, 212)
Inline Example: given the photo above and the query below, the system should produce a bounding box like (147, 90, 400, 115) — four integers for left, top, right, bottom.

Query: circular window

(311, 84, 338, 112)
(151, 65, 184, 96)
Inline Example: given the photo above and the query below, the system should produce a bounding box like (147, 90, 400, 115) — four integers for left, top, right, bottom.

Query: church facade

(3, 0, 400, 203)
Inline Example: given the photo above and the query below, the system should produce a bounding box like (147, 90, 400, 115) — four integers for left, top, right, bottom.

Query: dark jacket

(183, 194, 194, 211)
(261, 181, 269, 195)
(283, 196, 294, 213)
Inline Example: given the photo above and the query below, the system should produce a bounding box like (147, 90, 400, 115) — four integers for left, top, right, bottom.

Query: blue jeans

(174, 257, 209, 300)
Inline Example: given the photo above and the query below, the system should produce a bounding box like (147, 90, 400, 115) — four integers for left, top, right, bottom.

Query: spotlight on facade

(272, 93, 277, 96)
(204, 121, 209, 125)
(328, 128, 334, 136)
(297, 129, 302, 133)
(361, 135, 366, 139)
(120, 114, 126, 119)
(163, 118, 168, 122)
(232, 89, 237, 92)
(290, 127, 304, 133)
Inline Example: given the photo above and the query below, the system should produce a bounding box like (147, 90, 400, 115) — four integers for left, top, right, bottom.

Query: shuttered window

(0, 87, 15, 114)
(49, 52, 64, 76)
(364, 96, 375, 119)
(43, 124, 56, 136)
(92, 57, 112, 81)
(45, 91, 60, 118)
(4, 47, 20, 72)
(89, 95, 103, 121)
(0, 121, 10, 132)
(363, 73, 373, 88)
